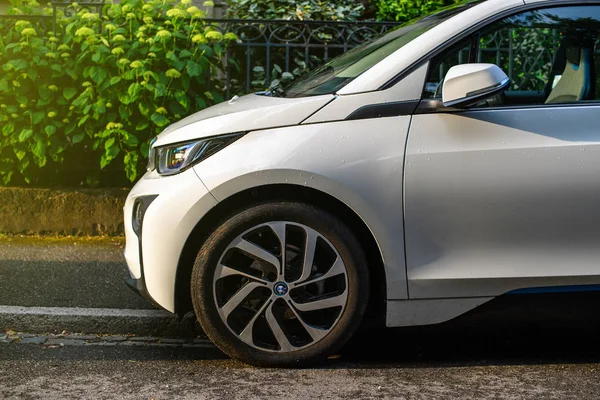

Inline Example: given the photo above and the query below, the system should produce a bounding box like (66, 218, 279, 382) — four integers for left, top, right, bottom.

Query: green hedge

(0, 0, 236, 187)
(375, 0, 460, 22)
(225, 0, 365, 21)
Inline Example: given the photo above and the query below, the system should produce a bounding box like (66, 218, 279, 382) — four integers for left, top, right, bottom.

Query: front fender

(194, 118, 411, 299)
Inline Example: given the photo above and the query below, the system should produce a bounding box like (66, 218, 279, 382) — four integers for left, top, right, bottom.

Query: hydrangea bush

(0, 0, 237, 186)
(375, 0, 460, 22)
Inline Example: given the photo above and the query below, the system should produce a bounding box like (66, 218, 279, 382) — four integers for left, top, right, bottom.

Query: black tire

(191, 202, 369, 367)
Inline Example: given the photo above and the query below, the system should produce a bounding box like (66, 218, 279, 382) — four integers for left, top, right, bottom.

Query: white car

(124, 0, 600, 366)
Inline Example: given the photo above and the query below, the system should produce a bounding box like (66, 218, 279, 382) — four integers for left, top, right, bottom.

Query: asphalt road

(2, 238, 600, 398)
(0, 238, 152, 309)
(2, 326, 600, 399)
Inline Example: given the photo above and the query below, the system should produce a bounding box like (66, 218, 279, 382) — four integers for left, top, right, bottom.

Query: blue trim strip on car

(508, 285, 600, 295)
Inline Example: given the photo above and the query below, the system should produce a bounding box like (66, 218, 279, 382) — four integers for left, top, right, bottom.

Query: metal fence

(0, 14, 53, 33)
(0, 0, 104, 34)
(206, 19, 399, 97)
(51, 0, 105, 31)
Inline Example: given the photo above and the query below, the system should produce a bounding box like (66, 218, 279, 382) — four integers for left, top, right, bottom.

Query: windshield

(278, 0, 485, 98)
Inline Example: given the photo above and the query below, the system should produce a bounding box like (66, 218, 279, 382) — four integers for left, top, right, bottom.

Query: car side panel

(405, 106, 600, 298)
(194, 117, 411, 299)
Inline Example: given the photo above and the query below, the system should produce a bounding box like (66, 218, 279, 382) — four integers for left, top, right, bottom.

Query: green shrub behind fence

(0, 0, 236, 187)
(375, 0, 461, 23)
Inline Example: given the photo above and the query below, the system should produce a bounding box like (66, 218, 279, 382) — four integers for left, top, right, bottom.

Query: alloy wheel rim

(213, 221, 349, 352)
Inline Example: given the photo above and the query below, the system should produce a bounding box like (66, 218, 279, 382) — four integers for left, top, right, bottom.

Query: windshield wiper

(256, 86, 286, 97)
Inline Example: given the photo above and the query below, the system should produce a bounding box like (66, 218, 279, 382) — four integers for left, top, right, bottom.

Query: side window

(424, 5, 600, 106)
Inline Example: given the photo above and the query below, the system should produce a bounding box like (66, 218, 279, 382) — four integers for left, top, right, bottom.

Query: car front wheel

(191, 202, 369, 367)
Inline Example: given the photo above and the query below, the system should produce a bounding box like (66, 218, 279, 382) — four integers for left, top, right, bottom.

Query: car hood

(153, 93, 335, 146)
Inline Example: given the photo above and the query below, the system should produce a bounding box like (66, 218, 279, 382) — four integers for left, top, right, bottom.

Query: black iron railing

(204, 19, 399, 97)
(0, 14, 53, 33)
(51, 0, 105, 31)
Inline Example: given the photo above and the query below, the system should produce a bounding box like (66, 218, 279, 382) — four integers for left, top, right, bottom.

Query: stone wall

(0, 187, 128, 236)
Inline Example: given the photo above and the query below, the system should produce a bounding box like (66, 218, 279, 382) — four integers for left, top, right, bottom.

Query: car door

(405, 4, 600, 299)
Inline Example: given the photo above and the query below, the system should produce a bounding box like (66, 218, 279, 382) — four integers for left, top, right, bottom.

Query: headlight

(147, 133, 244, 175)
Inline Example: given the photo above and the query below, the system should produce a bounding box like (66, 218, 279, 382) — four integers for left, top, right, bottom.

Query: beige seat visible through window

(546, 46, 592, 104)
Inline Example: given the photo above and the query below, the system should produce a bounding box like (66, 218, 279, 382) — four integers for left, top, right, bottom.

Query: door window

(424, 6, 600, 106)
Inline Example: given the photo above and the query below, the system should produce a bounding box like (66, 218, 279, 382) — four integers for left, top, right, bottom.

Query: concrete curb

(0, 306, 200, 337)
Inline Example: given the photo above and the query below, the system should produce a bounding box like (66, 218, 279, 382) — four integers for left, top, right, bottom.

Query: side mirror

(442, 63, 510, 108)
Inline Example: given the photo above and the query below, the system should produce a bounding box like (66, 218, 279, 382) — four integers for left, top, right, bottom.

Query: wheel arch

(174, 183, 387, 327)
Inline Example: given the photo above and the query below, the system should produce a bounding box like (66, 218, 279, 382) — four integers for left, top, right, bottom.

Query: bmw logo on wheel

(273, 282, 288, 296)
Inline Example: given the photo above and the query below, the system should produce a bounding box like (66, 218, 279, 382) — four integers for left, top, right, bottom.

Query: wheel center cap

(273, 281, 288, 296)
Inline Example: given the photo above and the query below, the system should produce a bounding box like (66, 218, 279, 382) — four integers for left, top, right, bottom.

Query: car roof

(338, 0, 526, 95)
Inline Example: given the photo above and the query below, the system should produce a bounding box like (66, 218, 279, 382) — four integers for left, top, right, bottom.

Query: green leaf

(104, 137, 116, 150)
(181, 74, 190, 92)
(123, 132, 139, 147)
(72, 92, 89, 107)
(14, 148, 26, 161)
(12, 59, 28, 71)
(65, 122, 76, 136)
(128, 82, 142, 100)
(281, 72, 294, 82)
(122, 70, 135, 80)
(100, 155, 110, 169)
(65, 68, 78, 80)
(166, 51, 180, 63)
(78, 115, 90, 127)
(124, 151, 139, 182)
(32, 111, 45, 125)
(195, 96, 206, 110)
(138, 102, 150, 117)
(17, 96, 28, 107)
(72, 133, 85, 144)
(38, 86, 51, 101)
(45, 125, 57, 136)
(2, 121, 14, 136)
(186, 60, 202, 77)
(175, 91, 190, 110)
(63, 87, 77, 100)
(110, 76, 122, 86)
(118, 93, 133, 105)
(136, 121, 149, 131)
(28, 68, 39, 81)
(105, 141, 120, 158)
(89, 66, 108, 85)
(140, 142, 149, 157)
(37, 97, 52, 107)
(93, 99, 106, 115)
(32, 140, 46, 161)
(1, 171, 13, 185)
(151, 112, 170, 127)
(18, 129, 33, 142)
(154, 83, 167, 98)
(179, 49, 193, 58)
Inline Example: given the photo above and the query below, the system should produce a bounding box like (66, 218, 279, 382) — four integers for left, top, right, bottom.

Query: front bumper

(123, 168, 218, 313)
(124, 277, 167, 311)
